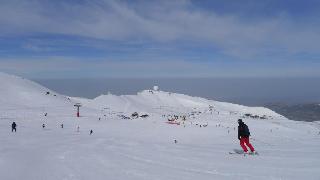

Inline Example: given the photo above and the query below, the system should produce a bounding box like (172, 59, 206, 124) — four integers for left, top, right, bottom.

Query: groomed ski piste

(0, 72, 319, 180)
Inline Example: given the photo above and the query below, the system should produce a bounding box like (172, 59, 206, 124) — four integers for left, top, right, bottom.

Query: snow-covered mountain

(0, 72, 73, 108)
(0, 72, 77, 122)
(73, 89, 284, 119)
(0, 72, 319, 180)
(0, 72, 281, 119)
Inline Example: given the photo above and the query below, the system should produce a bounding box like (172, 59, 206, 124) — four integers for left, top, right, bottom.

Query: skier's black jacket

(238, 122, 250, 139)
(12, 122, 16, 129)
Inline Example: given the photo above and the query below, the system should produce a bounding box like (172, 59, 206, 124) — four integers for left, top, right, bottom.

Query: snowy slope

(0, 72, 73, 108)
(0, 72, 320, 180)
(0, 72, 76, 121)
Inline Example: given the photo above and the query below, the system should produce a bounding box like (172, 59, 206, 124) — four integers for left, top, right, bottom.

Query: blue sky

(0, 0, 319, 78)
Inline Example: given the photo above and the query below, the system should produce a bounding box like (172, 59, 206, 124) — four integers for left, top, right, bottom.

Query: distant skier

(238, 119, 255, 154)
(61, 124, 64, 128)
(42, 124, 45, 129)
(11, 122, 17, 132)
(90, 130, 93, 135)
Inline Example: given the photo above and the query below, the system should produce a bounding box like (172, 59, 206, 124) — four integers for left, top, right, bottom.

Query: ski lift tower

(74, 103, 82, 117)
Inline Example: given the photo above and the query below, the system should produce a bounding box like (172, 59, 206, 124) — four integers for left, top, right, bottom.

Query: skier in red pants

(238, 119, 255, 154)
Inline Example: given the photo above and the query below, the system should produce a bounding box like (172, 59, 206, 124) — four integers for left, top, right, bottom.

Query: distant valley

(266, 103, 320, 122)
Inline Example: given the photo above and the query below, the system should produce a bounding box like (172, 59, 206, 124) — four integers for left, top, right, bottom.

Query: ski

(229, 149, 259, 156)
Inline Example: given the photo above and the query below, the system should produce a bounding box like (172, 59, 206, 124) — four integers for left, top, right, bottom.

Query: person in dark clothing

(90, 130, 93, 135)
(238, 119, 255, 153)
(12, 122, 17, 132)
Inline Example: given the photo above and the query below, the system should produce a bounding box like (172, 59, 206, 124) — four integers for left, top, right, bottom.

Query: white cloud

(0, 0, 319, 59)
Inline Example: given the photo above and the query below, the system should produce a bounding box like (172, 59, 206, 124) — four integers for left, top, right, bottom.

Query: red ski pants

(240, 137, 255, 152)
